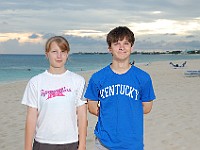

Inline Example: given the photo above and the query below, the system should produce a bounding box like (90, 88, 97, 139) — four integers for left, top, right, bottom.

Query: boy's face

(108, 37, 133, 62)
(46, 41, 68, 70)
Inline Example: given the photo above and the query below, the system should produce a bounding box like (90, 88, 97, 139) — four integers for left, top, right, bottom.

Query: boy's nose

(119, 44, 124, 50)
(57, 52, 62, 57)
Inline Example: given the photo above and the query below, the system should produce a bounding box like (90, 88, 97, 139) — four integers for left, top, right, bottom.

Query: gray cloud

(0, 39, 43, 54)
(135, 40, 200, 51)
(0, 0, 199, 54)
(1, 33, 199, 54)
(186, 35, 195, 38)
(1, 0, 199, 32)
(29, 34, 39, 39)
(0, 34, 107, 54)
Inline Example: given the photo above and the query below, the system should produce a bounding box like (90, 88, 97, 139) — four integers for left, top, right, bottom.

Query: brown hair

(106, 26, 135, 48)
(45, 36, 70, 53)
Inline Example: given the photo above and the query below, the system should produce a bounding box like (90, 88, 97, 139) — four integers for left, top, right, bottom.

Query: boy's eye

(113, 42, 119, 45)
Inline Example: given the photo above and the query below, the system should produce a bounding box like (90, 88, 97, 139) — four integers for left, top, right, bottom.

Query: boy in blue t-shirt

(84, 26, 156, 150)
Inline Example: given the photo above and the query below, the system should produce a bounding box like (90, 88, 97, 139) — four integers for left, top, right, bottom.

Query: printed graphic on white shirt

(40, 86, 72, 100)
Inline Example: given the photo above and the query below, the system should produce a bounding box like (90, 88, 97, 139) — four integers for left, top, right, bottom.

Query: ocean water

(0, 53, 200, 84)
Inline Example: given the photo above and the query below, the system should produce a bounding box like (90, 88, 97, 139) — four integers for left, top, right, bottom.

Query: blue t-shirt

(84, 65, 156, 150)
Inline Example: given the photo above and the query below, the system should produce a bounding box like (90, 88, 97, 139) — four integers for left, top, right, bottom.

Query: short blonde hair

(45, 36, 70, 53)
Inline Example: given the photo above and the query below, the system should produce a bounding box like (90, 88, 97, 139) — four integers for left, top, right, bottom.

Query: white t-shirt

(22, 70, 86, 144)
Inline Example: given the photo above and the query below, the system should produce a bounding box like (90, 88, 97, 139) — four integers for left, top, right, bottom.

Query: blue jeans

(95, 137, 109, 150)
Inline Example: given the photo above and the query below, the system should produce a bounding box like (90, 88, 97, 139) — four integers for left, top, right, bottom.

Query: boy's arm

(77, 104, 87, 150)
(142, 101, 153, 114)
(25, 106, 38, 150)
(87, 100, 99, 116)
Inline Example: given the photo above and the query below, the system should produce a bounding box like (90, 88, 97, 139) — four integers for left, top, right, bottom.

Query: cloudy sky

(0, 0, 200, 54)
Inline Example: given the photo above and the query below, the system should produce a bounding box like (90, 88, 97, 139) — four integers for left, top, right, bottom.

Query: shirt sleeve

(84, 77, 99, 101)
(21, 80, 38, 108)
(76, 78, 87, 107)
(141, 76, 156, 102)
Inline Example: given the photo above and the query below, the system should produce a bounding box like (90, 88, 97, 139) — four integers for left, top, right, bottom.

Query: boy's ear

(45, 53, 48, 59)
(108, 47, 112, 53)
(131, 46, 134, 52)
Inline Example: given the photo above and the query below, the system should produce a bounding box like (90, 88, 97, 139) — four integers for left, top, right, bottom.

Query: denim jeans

(95, 137, 109, 150)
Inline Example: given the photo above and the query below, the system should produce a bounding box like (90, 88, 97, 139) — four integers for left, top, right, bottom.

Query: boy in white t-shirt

(22, 36, 87, 150)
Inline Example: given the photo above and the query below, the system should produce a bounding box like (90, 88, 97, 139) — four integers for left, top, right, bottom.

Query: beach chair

(169, 62, 179, 67)
(169, 61, 187, 68)
(180, 61, 187, 67)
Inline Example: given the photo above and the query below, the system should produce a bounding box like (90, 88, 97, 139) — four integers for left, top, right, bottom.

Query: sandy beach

(0, 59, 200, 150)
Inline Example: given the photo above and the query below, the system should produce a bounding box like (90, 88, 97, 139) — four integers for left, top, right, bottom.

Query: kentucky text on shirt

(100, 84, 139, 100)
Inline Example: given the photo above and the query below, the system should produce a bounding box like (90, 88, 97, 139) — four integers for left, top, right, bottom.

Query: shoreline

(1, 58, 199, 85)
(0, 59, 200, 149)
